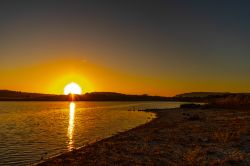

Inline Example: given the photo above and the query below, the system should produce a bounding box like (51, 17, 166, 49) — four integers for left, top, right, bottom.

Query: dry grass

(184, 146, 205, 166)
(213, 130, 241, 144)
(212, 94, 250, 108)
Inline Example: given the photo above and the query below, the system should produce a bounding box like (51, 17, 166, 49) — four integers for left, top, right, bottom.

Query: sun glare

(64, 82, 82, 95)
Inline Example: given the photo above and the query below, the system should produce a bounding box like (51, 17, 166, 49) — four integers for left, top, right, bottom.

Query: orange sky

(1, 2, 250, 96)
(0, 58, 249, 96)
(0, 59, 176, 96)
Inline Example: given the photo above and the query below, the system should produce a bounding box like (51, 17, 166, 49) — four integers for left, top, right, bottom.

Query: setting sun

(64, 82, 82, 95)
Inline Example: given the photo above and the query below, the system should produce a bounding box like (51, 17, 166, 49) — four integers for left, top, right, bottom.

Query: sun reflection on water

(67, 102, 75, 150)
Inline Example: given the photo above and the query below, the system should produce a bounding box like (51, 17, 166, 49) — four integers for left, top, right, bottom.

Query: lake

(0, 101, 184, 165)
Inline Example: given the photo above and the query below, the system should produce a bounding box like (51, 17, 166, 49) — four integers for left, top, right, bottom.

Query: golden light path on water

(67, 102, 75, 150)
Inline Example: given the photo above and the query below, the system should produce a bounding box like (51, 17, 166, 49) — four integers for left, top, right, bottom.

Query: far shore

(37, 107, 250, 165)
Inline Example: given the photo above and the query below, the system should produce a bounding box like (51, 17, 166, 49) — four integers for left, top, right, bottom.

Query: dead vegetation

(213, 130, 241, 144)
(184, 146, 205, 165)
(212, 94, 250, 108)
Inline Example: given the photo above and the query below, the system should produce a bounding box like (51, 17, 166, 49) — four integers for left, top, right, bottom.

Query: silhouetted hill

(175, 92, 231, 98)
(0, 90, 53, 100)
(0, 90, 169, 101)
(171, 92, 231, 103)
(76, 92, 170, 101)
(2, 90, 250, 105)
(210, 94, 250, 109)
(175, 92, 250, 108)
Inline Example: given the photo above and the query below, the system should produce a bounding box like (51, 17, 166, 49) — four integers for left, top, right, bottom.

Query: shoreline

(35, 108, 162, 165)
(38, 108, 250, 165)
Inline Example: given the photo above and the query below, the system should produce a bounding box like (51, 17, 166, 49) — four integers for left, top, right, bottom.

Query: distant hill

(0, 90, 169, 101)
(175, 92, 231, 98)
(175, 92, 250, 108)
(210, 94, 250, 109)
(2, 90, 250, 104)
(76, 92, 170, 101)
(0, 90, 53, 100)
(171, 92, 231, 103)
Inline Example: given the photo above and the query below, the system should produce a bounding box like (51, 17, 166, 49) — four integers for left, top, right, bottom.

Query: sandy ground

(37, 108, 250, 165)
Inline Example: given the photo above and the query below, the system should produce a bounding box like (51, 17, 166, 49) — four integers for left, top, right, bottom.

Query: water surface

(0, 101, 184, 165)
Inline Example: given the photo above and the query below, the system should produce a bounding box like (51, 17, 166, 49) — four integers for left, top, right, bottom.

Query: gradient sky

(0, 0, 250, 96)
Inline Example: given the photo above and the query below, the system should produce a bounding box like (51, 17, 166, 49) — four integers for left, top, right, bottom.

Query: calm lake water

(0, 101, 184, 165)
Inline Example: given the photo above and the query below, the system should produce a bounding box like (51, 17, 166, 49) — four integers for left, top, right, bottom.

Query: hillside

(175, 92, 231, 98)
(0, 90, 169, 101)
(210, 94, 250, 108)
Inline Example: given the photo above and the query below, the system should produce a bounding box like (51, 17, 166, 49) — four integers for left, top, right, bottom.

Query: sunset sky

(0, 1, 250, 96)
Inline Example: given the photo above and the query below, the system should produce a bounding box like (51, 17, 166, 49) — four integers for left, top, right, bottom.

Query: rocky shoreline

(38, 107, 250, 165)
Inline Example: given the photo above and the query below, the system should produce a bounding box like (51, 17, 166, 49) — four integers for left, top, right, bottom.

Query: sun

(64, 82, 82, 95)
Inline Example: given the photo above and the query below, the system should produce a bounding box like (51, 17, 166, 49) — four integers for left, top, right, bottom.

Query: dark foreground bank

(37, 108, 250, 165)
